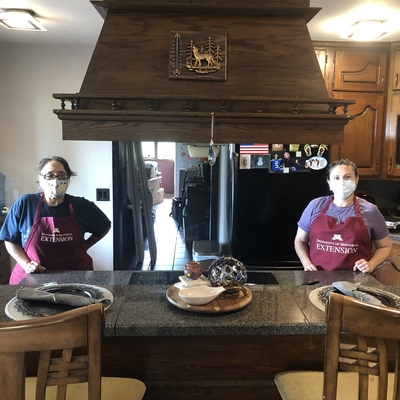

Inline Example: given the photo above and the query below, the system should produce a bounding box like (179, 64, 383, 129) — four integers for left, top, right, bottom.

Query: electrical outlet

(96, 188, 110, 201)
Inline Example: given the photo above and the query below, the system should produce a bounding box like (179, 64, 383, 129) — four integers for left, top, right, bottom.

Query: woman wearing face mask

(0, 156, 111, 284)
(294, 159, 391, 272)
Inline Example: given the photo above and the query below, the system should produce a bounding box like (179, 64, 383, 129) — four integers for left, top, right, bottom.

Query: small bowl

(178, 286, 226, 305)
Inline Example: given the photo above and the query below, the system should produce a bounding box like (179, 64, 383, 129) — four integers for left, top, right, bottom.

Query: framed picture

(169, 31, 227, 81)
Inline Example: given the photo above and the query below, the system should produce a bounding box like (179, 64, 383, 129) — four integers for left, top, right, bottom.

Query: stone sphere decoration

(208, 256, 247, 289)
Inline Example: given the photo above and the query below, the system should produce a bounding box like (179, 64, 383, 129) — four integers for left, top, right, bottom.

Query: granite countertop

(390, 231, 400, 241)
(0, 270, 395, 337)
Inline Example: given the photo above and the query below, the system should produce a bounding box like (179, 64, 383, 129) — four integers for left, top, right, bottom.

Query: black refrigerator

(229, 143, 330, 268)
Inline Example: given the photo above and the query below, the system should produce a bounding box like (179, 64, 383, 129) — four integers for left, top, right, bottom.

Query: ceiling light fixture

(341, 20, 388, 41)
(0, 9, 46, 31)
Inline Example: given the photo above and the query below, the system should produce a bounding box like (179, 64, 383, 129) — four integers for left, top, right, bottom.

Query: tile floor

(141, 194, 192, 271)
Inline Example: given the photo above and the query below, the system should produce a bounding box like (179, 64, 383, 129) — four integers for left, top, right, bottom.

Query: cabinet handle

(390, 157, 393, 171)
(382, 75, 385, 87)
(396, 73, 399, 87)
(376, 156, 379, 171)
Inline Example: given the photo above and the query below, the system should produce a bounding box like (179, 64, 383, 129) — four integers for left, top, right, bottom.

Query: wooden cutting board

(166, 285, 252, 313)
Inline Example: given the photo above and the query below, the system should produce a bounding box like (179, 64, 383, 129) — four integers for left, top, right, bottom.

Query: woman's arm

(294, 227, 317, 271)
(354, 236, 392, 273)
(84, 226, 111, 249)
(4, 241, 46, 273)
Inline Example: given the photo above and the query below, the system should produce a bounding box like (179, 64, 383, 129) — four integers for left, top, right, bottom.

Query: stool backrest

(0, 303, 103, 400)
(324, 292, 400, 400)
(374, 260, 400, 285)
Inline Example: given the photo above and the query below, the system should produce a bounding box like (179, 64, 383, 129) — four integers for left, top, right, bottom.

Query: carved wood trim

(53, 94, 354, 144)
(53, 93, 355, 114)
(91, 2, 320, 23)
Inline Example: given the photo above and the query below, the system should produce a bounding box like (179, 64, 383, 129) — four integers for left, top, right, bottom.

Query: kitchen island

(0, 270, 396, 400)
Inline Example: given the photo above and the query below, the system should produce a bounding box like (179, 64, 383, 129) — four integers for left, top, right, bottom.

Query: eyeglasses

(40, 172, 69, 181)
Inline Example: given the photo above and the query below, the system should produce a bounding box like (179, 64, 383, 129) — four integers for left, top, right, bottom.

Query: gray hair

(37, 156, 77, 177)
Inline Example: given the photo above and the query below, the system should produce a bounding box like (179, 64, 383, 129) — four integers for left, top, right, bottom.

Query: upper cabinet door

(384, 94, 400, 178)
(331, 92, 385, 177)
(333, 50, 387, 92)
(392, 49, 400, 91)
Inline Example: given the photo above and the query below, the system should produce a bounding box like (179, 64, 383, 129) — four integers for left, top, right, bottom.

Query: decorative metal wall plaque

(169, 31, 227, 81)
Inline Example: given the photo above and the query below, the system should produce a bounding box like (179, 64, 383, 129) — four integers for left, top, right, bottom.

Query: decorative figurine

(184, 261, 202, 280)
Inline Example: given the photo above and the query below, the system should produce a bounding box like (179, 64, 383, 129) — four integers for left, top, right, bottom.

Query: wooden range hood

(53, 0, 355, 144)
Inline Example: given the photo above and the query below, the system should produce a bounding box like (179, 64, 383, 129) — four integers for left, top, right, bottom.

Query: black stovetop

(128, 270, 278, 285)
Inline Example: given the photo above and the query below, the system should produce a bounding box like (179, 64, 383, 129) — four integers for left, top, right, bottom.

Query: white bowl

(178, 286, 226, 305)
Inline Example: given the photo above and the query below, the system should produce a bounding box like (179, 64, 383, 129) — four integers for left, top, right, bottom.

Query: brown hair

(327, 159, 358, 180)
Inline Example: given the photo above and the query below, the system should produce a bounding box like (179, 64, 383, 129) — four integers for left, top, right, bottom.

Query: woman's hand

(24, 260, 46, 274)
(353, 236, 393, 274)
(304, 263, 318, 271)
(353, 259, 372, 274)
(5, 241, 47, 274)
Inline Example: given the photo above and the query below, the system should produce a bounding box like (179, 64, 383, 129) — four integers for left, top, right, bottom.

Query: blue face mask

(329, 180, 356, 200)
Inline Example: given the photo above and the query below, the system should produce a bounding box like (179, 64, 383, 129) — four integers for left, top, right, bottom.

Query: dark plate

(318, 286, 399, 308)
(39, 285, 100, 297)
(7, 284, 112, 320)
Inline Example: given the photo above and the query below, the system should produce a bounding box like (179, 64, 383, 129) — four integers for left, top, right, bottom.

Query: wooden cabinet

(0, 217, 10, 284)
(384, 43, 400, 178)
(391, 49, 400, 91)
(333, 50, 387, 92)
(314, 43, 390, 177)
(384, 93, 400, 177)
(330, 92, 385, 177)
(383, 43, 400, 179)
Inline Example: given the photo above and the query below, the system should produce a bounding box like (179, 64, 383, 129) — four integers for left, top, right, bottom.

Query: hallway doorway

(112, 142, 192, 270)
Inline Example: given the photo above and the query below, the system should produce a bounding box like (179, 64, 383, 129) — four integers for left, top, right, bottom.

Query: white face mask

(42, 178, 70, 199)
(329, 180, 356, 200)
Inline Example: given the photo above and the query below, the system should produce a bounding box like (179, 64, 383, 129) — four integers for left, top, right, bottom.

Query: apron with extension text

(309, 196, 371, 271)
(9, 194, 93, 284)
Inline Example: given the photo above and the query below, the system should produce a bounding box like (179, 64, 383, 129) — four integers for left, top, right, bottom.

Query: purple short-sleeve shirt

(298, 196, 389, 241)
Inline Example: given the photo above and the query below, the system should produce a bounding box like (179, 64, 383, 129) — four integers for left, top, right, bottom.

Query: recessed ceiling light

(0, 9, 46, 31)
(341, 20, 388, 41)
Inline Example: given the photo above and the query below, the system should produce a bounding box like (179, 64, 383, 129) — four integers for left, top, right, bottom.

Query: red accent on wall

(155, 160, 174, 194)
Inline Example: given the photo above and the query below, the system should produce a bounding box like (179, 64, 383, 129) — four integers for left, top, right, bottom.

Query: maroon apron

(9, 194, 93, 284)
(309, 196, 371, 271)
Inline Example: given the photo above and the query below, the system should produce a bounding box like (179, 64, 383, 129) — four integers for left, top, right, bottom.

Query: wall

(174, 143, 203, 197)
(0, 43, 113, 271)
(154, 160, 174, 195)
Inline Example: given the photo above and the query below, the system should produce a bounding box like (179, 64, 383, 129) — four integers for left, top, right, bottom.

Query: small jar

(184, 261, 202, 280)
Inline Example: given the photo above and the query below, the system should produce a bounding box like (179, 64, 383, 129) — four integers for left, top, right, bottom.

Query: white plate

(309, 285, 400, 312)
(5, 283, 114, 321)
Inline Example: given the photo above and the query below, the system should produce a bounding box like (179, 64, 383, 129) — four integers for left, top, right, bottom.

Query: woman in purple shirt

(294, 159, 391, 273)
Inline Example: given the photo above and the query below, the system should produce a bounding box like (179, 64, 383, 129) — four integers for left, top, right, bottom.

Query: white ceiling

(0, 0, 400, 46)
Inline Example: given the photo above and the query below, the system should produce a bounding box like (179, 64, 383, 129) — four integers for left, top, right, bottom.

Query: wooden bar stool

(0, 303, 146, 400)
(275, 292, 400, 400)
